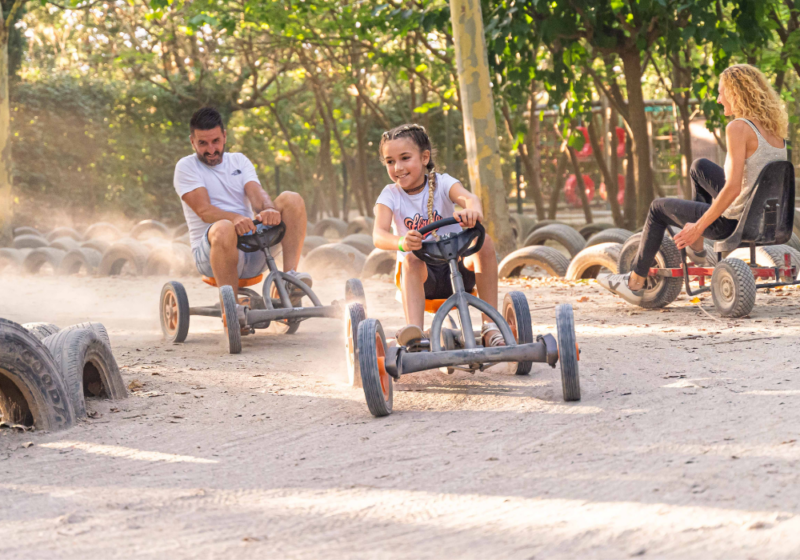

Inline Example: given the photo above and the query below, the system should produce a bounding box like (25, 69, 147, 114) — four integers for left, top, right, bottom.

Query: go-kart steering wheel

(412, 217, 485, 265)
(237, 220, 286, 253)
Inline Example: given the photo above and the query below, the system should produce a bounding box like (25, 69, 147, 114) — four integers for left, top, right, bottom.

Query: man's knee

(276, 191, 306, 214)
(208, 220, 237, 248)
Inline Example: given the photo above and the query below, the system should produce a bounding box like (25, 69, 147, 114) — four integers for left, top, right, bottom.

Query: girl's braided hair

(380, 123, 438, 223)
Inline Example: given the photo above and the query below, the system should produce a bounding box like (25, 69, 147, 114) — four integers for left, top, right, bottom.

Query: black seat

(713, 161, 795, 253)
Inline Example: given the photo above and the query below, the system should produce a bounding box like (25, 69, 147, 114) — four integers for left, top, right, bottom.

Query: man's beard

(197, 146, 225, 166)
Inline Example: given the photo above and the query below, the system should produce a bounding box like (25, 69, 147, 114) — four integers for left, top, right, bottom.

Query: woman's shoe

(597, 272, 644, 305)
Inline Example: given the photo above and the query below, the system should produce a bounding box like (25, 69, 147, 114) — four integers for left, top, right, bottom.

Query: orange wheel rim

(346, 317, 355, 369)
(576, 342, 580, 361)
(163, 291, 178, 335)
(375, 332, 389, 400)
(504, 307, 518, 342)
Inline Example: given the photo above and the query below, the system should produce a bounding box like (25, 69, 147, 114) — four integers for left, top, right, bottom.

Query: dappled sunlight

(40, 441, 217, 464)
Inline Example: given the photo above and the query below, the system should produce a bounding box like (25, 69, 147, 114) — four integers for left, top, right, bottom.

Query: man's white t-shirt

(173, 152, 260, 250)
(375, 172, 463, 264)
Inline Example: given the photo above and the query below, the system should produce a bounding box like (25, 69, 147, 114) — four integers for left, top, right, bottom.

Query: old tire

(312, 218, 348, 240)
(0, 318, 75, 430)
(345, 303, 366, 388)
(789, 233, 800, 254)
(220, 285, 242, 354)
(498, 246, 570, 278)
(510, 215, 538, 245)
(341, 233, 375, 255)
(585, 228, 633, 247)
(618, 232, 683, 308)
(0, 248, 30, 272)
(49, 237, 81, 252)
(80, 239, 111, 254)
(555, 304, 581, 402)
(13, 226, 43, 237)
(98, 238, 149, 276)
(523, 223, 586, 257)
(302, 243, 366, 277)
(345, 216, 374, 236)
(22, 322, 60, 341)
(46, 227, 83, 242)
(362, 249, 396, 279)
(566, 243, 622, 280)
(729, 245, 800, 280)
(160, 282, 190, 343)
(84, 222, 123, 242)
(711, 258, 756, 318)
(145, 243, 194, 276)
(130, 219, 170, 241)
(357, 318, 392, 417)
(578, 222, 615, 240)
(61, 322, 112, 349)
(23, 247, 66, 274)
(13, 234, 49, 249)
(503, 291, 533, 375)
(302, 235, 329, 256)
(58, 248, 102, 276)
(345, 278, 367, 311)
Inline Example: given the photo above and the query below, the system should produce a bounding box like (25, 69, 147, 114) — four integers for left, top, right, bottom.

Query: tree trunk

(548, 152, 567, 220)
(450, 0, 515, 256)
(353, 97, 371, 217)
(523, 90, 545, 219)
(588, 115, 623, 226)
(567, 147, 592, 223)
(620, 48, 655, 226)
(0, 38, 11, 244)
(624, 136, 637, 230)
(676, 100, 693, 200)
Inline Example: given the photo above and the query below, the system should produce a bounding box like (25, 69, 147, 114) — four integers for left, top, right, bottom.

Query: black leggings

(633, 158, 738, 277)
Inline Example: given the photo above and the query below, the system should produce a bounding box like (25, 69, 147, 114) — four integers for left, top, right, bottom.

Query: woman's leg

(690, 158, 726, 203)
(400, 253, 428, 329)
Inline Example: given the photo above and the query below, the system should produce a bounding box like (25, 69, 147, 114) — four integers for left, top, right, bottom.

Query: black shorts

(424, 259, 476, 300)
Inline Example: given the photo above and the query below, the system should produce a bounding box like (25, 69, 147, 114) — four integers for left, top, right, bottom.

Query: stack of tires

(301, 216, 377, 279)
(0, 319, 127, 431)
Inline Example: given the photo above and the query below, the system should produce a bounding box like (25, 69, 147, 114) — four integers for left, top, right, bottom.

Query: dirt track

(2, 272, 800, 559)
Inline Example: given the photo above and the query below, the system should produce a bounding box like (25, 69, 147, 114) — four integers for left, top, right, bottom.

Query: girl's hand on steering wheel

(454, 209, 482, 228)
(403, 230, 423, 251)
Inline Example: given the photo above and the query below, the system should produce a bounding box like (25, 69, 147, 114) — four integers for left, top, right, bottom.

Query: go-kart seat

(713, 160, 795, 253)
(201, 275, 264, 288)
(393, 262, 478, 313)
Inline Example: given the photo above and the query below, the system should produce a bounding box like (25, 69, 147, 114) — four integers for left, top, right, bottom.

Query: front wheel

(357, 318, 392, 417)
(220, 285, 242, 354)
(503, 291, 533, 375)
(555, 304, 581, 401)
(711, 258, 756, 318)
(160, 281, 190, 343)
(345, 302, 366, 387)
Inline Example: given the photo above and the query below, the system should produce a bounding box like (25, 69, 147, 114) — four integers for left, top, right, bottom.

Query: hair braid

(427, 165, 437, 223)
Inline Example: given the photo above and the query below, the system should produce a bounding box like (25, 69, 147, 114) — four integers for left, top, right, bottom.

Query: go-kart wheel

(263, 277, 301, 335)
(618, 232, 682, 308)
(555, 304, 581, 401)
(345, 278, 367, 313)
(160, 281, 190, 343)
(357, 318, 392, 417)
(711, 258, 756, 318)
(220, 285, 242, 354)
(345, 302, 366, 387)
(503, 291, 533, 375)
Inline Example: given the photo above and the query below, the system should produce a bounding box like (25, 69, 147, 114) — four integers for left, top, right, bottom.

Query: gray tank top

(722, 118, 787, 220)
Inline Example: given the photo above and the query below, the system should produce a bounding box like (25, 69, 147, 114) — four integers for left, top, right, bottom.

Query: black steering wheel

(412, 217, 485, 265)
(237, 220, 286, 253)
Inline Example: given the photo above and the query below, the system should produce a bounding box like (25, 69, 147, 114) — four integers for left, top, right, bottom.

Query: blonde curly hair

(720, 64, 788, 139)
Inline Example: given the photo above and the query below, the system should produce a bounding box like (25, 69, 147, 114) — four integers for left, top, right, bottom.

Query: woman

(598, 64, 788, 304)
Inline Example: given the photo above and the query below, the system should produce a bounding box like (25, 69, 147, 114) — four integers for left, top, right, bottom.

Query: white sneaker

(597, 272, 644, 305)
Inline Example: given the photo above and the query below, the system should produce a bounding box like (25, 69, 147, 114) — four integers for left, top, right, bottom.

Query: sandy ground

(1, 270, 800, 559)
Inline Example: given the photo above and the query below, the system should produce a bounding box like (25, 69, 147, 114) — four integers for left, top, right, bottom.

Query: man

(173, 107, 310, 314)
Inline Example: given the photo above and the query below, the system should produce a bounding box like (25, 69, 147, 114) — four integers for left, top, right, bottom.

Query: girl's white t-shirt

(375, 173, 463, 264)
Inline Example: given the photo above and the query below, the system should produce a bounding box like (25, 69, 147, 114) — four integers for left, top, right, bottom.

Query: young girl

(372, 123, 506, 347)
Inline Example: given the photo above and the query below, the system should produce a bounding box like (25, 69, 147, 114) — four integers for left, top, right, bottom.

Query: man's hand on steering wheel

(453, 209, 483, 228)
(257, 207, 281, 226)
(232, 215, 256, 235)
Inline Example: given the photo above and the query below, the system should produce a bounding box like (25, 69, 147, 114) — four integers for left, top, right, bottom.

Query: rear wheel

(160, 281, 190, 343)
(555, 304, 581, 402)
(220, 285, 242, 354)
(503, 291, 533, 375)
(711, 258, 756, 318)
(618, 232, 683, 308)
(345, 303, 366, 387)
(357, 319, 392, 417)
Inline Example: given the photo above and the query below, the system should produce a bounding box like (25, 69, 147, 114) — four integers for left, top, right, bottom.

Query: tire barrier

(49, 236, 81, 252)
(345, 216, 374, 236)
(565, 243, 622, 280)
(522, 223, 587, 258)
(498, 246, 571, 278)
(341, 233, 375, 255)
(129, 219, 171, 241)
(585, 228, 634, 248)
(301, 235, 329, 256)
(83, 222, 123, 242)
(97, 238, 149, 276)
(302, 243, 366, 277)
(0, 248, 30, 272)
(578, 222, 615, 240)
(361, 249, 397, 279)
(58, 248, 102, 276)
(509, 215, 538, 246)
(12, 226, 43, 238)
(312, 217, 348, 239)
(12, 234, 49, 249)
(21, 322, 61, 341)
(46, 227, 83, 242)
(23, 248, 67, 274)
(144, 243, 195, 276)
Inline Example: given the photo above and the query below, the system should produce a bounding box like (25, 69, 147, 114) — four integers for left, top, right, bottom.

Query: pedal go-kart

(159, 221, 341, 353)
(618, 161, 799, 317)
(343, 217, 581, 417)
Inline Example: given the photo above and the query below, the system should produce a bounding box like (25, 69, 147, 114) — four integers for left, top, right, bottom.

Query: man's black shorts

(424, 259, 476, 300)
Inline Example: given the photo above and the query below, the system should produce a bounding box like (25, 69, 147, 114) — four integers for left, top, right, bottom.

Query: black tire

(357, 319, 392, 417)
(42, 328, 125, 418)
(345, 303, 366, 387)
(0, 248, 30, 272)
(341, 233, 375, 255)
(12, 234, 48, 249)
(498, 246, 571, 278)
(345, 278, 367, 311)
(46, 227, 83, 242)
(729, 245, 800, 280)
(345, 216, 374, 236)
(362, 249, 397, 279)
(790, 233, 800, 254)
(49, 237, 81, 252)
(578, 222, 615, 240)
(302, 243, 366, 277)
(83, 222, 123, 242)
(301, 235, 329, 256)
(0, 318, 75, 430)
(130, 219, 170, 240)
(80, 239, 111, 254)
(220, 285, 242, 354)
(58, 248, 102, 276)
(13, 226, 43, 238)
(566, 243, 622, 280)
(555, 304, 581, 401)
(61, 322, 112, 349)
(23, 247, 67, 274)
(160, 281, 190, 343)
(22, 322, 60, 341)
(503, 291, 533, 375)
(312, 217, 348, 240)
(523, 223, 586, 257)
(711, 258, 756, 318)
(510, 215, 538, 245)
(585, 228, 633, 247)
(794, 209, 800, 238)
(98, 238, 149, 276)
(526, 220, 572, 234)
(617, 232, 683, 308)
